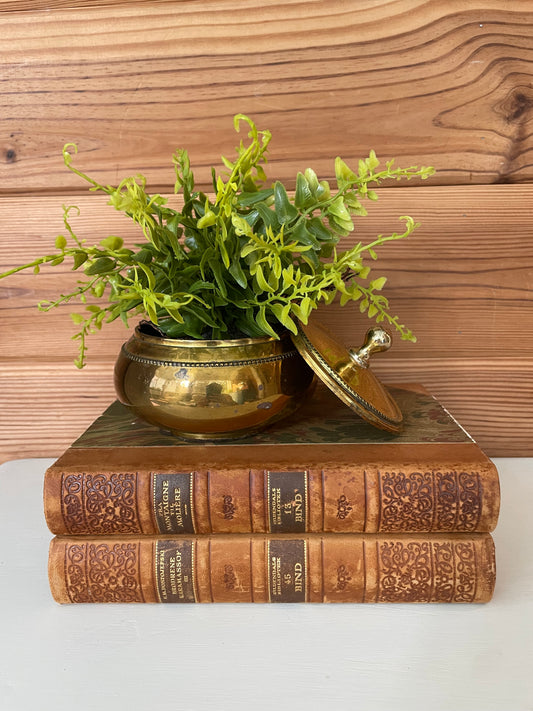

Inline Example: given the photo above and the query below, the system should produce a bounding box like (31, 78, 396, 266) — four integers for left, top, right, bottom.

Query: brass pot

(114, 326, 315, 440)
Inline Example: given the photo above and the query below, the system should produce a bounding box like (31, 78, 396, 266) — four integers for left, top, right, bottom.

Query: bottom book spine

(48, 533, 496, 604)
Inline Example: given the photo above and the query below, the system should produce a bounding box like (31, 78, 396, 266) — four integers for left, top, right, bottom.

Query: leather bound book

(48, 532, 496, 604)
(44, 384, 500, 536)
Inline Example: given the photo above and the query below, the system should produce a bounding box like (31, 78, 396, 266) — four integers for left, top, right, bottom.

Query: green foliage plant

(0, 114, 434, 367)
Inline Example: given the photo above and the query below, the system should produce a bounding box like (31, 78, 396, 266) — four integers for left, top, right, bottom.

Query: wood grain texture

(1, 0, 532, 460)
(1, 183, 531, 460)
(374, 359, 533, 459)
(0, 361, 115, 463)
(2, 1, 533, 193)
(0, 0, 173, 10)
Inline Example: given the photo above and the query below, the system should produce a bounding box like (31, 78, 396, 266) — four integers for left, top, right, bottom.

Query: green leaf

(315, 180, 331, 201)
(255, 305, 278, 338)
(334, 157, 356, 188)
(255, 202, 280, 232)
(188, 279, 214, 294)
(142, 293, 158, 324)
(229, 259, 248, 289)
(273, 181, 298, 224)
(292, 220, 320, 250)
(299, 248, 320, 269)
(344, 197, 367, 217)
(216, 230, 231, 269)
(243, 209, 260, 229)
(322, 289, 337, 306)
(268, 264, 280, 288)
(290, 295, 314, 324)
(270, 302, 297, 334)
(241, 242, 259, 259)
(232, 214, 254, 237)
(133, 249, 153, 265)
(270, 302, 285, 324)
(92, 281, 106, 297)
(70, 313, 85, 325)
(84, 257, 115, 275)
(304, 168, 320, 194)
(281, 265, 295, 289)
(72, 252, 88, 270)
(329, 215, 354, 234)
(208, 258, 228, 298)
(180, 302, 218, 328)
(294, 172, 314, 208)
(136, 262, 156, 290)
(328, 196, 351, 221)
(221, 155, 234, 171)
(234, 308, 268, 338)
(197, 209, 217, 229)
(100, 235, 124, 251)
(307, 217, 335, 243)
(367, 149, 380, 171)
(254, 263, 273, 293)
(236, 188, 274, 207)
(369, 276, 387, 291)
(55, 235, 67, 250)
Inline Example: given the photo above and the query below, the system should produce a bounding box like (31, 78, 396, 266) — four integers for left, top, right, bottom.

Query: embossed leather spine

(44, 457, 500, 536)
(48, 532, 496, 604)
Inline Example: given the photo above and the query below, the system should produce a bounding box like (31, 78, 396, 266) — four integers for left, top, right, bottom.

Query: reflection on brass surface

(114, 327, 315, 440)
(349, 327, 392, 368)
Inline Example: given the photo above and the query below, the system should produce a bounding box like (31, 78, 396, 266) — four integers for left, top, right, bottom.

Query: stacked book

(45, 383, 499, 604)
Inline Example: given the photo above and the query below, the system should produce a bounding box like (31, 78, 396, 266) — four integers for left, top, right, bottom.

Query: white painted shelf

(0, 457, 532, 711)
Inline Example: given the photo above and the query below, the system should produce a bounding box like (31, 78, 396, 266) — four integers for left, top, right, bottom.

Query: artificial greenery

(0, 114, 434, 367)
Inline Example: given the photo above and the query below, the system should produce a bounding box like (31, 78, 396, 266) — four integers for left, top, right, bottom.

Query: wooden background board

(1, 0, 532, 461)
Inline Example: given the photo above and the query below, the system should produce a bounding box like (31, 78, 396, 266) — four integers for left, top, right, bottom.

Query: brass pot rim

(133, 325, 288, 349)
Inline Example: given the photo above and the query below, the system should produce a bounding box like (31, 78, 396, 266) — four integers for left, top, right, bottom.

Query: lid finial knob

(349, 327, 392, 368)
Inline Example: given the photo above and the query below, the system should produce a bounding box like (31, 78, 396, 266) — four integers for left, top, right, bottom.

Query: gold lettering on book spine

(266, 471, 308, 533)
(154, 540, 197, 603)
(61, 472, 140, 535)
(267, 539, 307, 602)
(64, 541, 144, 603)
(152, 473, 196, 534)
(378, 471, 482, 532)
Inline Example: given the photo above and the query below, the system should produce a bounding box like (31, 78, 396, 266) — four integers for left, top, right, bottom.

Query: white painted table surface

(0, 458, 532, 711)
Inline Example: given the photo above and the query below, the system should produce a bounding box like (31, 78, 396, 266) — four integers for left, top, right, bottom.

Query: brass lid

(290, 317, 403, 433)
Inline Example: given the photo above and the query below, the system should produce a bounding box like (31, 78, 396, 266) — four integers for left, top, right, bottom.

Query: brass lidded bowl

(114, 326, 315, 440)
(115, 315, 403, 440)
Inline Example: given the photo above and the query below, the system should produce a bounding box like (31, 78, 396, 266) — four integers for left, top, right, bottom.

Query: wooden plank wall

(1, 0, 532, 461)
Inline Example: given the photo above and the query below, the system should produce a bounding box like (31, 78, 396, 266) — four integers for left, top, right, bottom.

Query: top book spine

(44, 459, 500, 536)
(43, 384, 500, 536)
